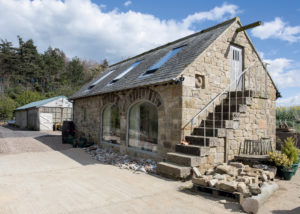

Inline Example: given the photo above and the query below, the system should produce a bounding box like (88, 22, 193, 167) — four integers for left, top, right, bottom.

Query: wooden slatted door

(230, 45, 243, 91)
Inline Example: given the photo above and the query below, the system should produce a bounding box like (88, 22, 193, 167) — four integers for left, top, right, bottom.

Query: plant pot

(277, 166, 283, 177)
(66, 136, 74, 144)
(292, 163, 299, 175)
(281, 168, 295, 180)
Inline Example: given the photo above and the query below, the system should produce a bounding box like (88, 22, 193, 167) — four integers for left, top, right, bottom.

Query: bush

(0, 96, 16, 120)
(281, 137, 298, 164)
(269, 152, 293, 168)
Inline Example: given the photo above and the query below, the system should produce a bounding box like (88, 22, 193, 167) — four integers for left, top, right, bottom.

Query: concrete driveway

(0, 125, 299, 214)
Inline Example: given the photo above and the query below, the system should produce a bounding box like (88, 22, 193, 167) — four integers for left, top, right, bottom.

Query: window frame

(87, 70, 115, 90)
(126, 100, 158, 153)
(108, 60, 143, 85)
(141, 45, 185, 77)
(100, 103, 121, 146)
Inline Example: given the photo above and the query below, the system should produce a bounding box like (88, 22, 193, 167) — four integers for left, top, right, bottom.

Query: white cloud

(0, 0, 239, 63)
(124, 1, 131, 7)
(182, 3, 239, 28)
(252, 17, 300, 42)
(277, 93, 300, 106)
(264, 58, 300, 88)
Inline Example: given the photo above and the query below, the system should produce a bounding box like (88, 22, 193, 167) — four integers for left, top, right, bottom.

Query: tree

(0, 95, 16, 120)
(66, 57, 84, 85)
(41, 47, 66, 91)
(15, 90, 45, 107)
(0, 36, 109, 119)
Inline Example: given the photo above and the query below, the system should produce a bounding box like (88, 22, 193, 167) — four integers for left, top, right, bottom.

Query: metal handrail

(182, 60, 261, 133)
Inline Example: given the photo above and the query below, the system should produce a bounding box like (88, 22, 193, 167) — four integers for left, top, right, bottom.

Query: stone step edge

(166, 152, 202, 167)
(157, 162, 191, 180)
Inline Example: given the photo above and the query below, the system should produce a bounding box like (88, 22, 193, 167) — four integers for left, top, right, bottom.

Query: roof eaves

(70, 79, 174, 100)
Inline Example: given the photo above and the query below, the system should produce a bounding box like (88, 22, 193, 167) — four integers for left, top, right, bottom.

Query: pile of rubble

(83, 145, 157, 173)
(192, 162, 276, 196)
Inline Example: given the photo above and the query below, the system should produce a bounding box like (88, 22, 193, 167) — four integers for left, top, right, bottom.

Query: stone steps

(215, 104, 247, 113)
(185, 136, 221, 147)
(166, 152, 201, 167)
(157, 92, 253, 180)
(199, 120, 240, 129)
(206, 112, 240, 121)
(228, 90, 254, 98)
(156, 162, 191, 179)
(199, 120, 229, 128)
(175, 144, 210, 156)
(192, 127, 226, 137)
(222, 97, 252, 106)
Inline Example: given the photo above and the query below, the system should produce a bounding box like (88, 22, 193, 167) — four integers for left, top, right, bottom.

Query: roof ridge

(108, 17, 238, 68)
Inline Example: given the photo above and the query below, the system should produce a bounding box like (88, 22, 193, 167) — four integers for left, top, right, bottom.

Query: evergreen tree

(0, 36, 109, 118)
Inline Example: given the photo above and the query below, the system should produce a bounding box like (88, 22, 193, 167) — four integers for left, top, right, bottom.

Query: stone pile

(83, 145, 157, 173)
(192, 162, 275, 196)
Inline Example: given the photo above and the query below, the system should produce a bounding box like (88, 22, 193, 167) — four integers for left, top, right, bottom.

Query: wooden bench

(235, 138, 273, 162)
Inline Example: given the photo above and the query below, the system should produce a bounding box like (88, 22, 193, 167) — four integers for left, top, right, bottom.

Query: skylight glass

(88, 70, 114, 90)
(109, 60, 142, 84)
(143, 46, 184, 76)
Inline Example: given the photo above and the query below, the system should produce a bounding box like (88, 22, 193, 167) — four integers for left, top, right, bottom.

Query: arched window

(102, 104, 120, 144)
(128, 101, 158, 152)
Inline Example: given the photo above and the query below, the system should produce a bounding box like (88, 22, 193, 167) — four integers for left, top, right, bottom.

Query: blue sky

(0, 0, 299, 105)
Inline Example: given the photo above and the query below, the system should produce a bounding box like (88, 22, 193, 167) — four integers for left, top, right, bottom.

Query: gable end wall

(180, 20, 277, 163)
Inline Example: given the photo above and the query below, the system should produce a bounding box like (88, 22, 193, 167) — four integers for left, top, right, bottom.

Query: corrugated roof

(15, 95, 67, 111)
(70, 17, 237, 100)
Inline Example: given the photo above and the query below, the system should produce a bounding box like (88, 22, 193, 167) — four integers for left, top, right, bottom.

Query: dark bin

(62, 121, 75, 144)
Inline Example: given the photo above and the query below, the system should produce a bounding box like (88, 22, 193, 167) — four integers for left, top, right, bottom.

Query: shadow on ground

(2, 125, 32, 131)
(34, 135, 100, 166)
(178, 186, 243, 213)
(272, 207, 300, 214)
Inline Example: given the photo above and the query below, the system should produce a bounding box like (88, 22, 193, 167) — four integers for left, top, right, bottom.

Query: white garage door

(40, 113, 53, 131)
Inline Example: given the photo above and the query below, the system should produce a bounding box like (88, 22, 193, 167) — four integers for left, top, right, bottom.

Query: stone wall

(228, 96, 276, 160)
(73, 84, 182, 161)
(180, 19, 277, 162)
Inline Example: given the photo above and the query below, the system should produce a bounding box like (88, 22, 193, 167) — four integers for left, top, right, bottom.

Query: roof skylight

(109, 60, 142, 84)
(142, 46, 184, 76)
(88, 70, 115, 90)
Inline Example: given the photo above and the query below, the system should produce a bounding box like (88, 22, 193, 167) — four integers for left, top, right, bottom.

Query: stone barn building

(15, 96, 72, 131)
(70, 17, 280, 178)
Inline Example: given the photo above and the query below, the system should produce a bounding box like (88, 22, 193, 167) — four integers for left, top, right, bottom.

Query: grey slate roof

(70, 18, 237, 100)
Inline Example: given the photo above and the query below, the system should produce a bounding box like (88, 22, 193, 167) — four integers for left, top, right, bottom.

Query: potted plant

(281, 137, 299, 175)
(269, 152, 294, 180)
